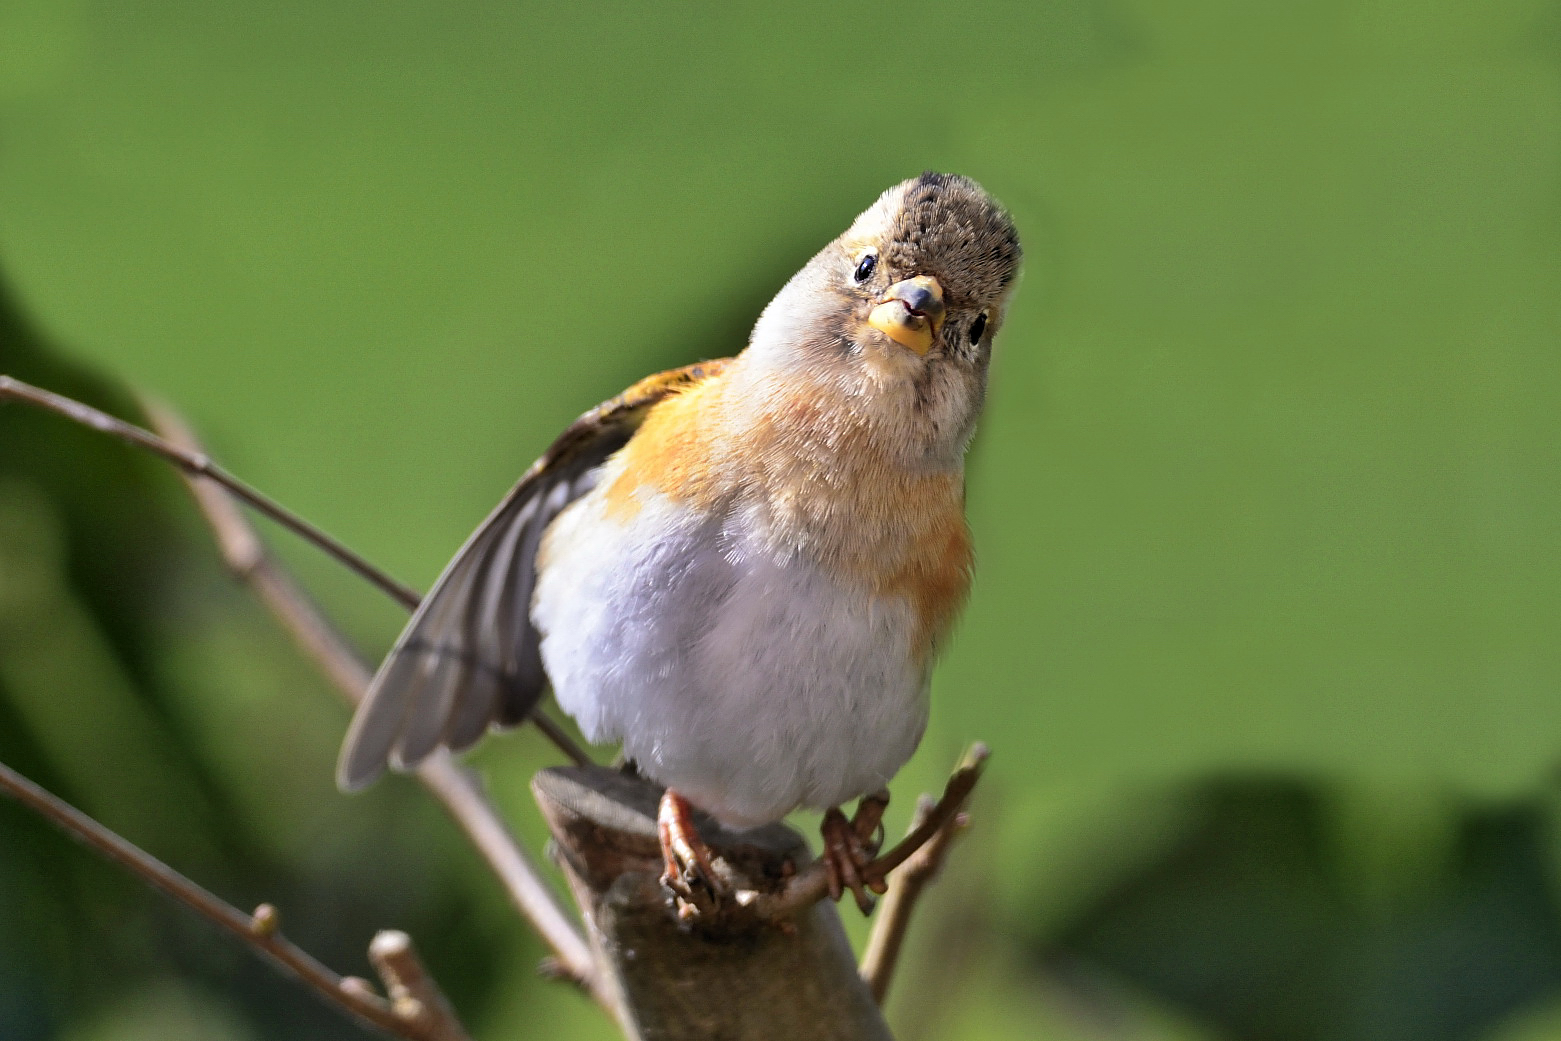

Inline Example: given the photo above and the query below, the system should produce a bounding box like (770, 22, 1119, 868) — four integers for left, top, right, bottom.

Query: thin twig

(0, 374, 420, 609)
(0, 760, 469, 1041)
(145, 400, 599, 995)
(859, 794, 971, 1005)
(368, 931, 469, 1041)
(0, 376, 590, 766)
(529, 712, 591, 768)
(755, 744, 988, 920)
(417, 754, 599, 993)
(865, 743, 986, 879)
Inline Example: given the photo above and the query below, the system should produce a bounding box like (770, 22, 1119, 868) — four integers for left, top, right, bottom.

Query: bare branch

(144, 398, 599, 995)
(859, 794, 972, 1005)
(529, 712, 592, 768)
(0, 376, 594, 768)
(867, 743, 986, 878)
(0, 374, 420, 610)
(533, 765, 896, 1041)
(369, 930, 469, 1041)
(0, 760, 469, 1041)
(416, 753, 600, 994)
(754, 743, 988, 920)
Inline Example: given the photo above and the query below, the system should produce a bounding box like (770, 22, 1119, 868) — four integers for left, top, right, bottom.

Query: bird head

(745, 173, 1022, 461)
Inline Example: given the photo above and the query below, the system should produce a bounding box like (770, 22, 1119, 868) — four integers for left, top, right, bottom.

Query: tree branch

(142, 398, 601, 997)
(0, 760, 469, 1041)
(859, 793, 971, 1005)
(0, 375, 591, 767)
(416, 753, 600, 994)
(0, 374, 420, 610)
(367, 930, 470, 1041)
(753, 743, 988, 920)
(533, 765, 896, 1041)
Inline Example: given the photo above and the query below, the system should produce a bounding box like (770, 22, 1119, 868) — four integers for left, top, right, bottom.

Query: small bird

(338, 172, 1021, 908)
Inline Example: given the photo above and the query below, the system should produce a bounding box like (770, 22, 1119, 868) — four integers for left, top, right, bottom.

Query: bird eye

(853, 251, 877, 283)
(969, 313, 988, 345)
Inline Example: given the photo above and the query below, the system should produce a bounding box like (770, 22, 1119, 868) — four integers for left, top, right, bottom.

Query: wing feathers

(336, 358, 733, 791)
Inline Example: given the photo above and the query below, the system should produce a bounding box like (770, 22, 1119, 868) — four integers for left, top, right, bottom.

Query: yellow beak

(867, 276, 946, 355)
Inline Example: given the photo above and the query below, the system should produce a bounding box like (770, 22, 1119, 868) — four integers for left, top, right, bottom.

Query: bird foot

(821, 790, 890, 914)
(658, 789, 730, 918)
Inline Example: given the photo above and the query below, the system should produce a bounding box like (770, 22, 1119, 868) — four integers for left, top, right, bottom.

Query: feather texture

(336, 359, 732, 789)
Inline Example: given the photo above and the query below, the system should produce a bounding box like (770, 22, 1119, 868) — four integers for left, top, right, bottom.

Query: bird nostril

(901, 287, 935, 314)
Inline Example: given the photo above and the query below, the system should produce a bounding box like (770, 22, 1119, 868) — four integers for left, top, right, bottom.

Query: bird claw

(821, 791, 890, 915)
(660, 788, 896, 920)
(657, 789, 729, 916)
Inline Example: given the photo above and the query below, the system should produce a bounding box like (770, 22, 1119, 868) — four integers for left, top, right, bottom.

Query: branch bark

(534, 765, 895, 1041)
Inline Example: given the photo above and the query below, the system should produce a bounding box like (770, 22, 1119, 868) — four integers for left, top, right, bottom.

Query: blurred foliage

(2, 1, 1560, 1039)
(1046, 780, 1561, 1041)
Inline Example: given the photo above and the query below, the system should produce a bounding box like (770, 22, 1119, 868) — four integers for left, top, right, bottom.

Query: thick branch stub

(533, 766, 894, 1041)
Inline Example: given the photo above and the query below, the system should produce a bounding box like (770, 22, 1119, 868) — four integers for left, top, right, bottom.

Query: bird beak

(867, 276, 946, 355)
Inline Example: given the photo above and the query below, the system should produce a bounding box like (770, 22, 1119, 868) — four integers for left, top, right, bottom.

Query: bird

(337, 172, 1021, 910)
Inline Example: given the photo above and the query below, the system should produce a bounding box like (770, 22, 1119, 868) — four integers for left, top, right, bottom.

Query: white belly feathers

(531, 463, 931, 830)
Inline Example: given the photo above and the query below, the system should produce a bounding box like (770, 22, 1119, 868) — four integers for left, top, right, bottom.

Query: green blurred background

(2, 1, 1560, 1038)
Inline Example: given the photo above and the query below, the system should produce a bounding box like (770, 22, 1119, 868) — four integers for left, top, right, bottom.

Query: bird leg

(821, 790, 890, 914)
(657, 789, 728, 913)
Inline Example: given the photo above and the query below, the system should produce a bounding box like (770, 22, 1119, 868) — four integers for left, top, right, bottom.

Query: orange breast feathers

(604, 368, 974, 661)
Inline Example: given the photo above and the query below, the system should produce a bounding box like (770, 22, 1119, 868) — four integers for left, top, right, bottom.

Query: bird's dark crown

(878, 172, 1021, 312)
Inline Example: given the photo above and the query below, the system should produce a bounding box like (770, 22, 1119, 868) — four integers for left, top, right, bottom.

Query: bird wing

(337, 358, 734, 790)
